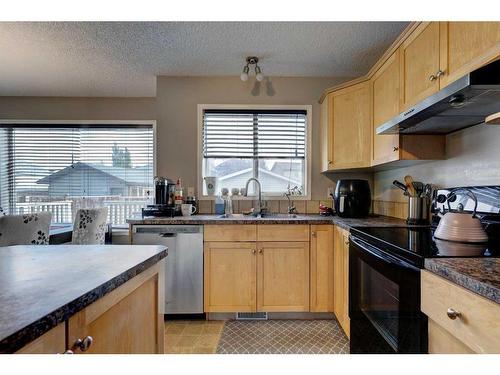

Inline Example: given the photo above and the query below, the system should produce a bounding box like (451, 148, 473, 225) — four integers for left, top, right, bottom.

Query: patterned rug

(216, 319, 349, 354)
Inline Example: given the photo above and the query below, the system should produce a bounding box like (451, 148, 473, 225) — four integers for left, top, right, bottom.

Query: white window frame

(197, 104, 312, 200)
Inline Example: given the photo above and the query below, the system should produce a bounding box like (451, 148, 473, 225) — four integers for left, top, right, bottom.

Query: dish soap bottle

(174, 178, 184, 213)
(215, 195, 225, 215)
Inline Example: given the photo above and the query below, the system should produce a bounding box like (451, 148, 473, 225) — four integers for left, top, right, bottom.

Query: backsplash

(198, 199, 333, 215)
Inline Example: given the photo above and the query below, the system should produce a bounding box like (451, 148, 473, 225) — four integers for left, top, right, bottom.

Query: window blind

(0, 124, 154, 225)
(203, 110, 307, 159)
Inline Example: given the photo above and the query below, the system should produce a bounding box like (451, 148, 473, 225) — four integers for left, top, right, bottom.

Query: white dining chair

(72, 208, 109, 245)
(0, 212, 52, 246)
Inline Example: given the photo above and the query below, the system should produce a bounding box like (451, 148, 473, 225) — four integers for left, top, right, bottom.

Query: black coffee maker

(142, 177, 178, 217)
(334, 179, 371, 218)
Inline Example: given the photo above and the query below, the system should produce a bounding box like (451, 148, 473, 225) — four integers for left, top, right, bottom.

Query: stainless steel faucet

(244, 178, 265, 214)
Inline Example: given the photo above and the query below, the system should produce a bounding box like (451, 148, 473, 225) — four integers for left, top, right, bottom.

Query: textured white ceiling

(0, 22, 408, 97)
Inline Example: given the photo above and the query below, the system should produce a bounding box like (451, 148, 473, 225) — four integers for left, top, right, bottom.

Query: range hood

(376, 59, 500, 135)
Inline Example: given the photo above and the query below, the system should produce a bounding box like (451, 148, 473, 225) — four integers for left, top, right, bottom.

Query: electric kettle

(434, 188, 488, 243)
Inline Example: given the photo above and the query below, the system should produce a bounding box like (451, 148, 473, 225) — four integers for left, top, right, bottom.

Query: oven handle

(349, 235, 420, 272)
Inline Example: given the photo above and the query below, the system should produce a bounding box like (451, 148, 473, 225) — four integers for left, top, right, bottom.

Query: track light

(241, 56, 264, 82)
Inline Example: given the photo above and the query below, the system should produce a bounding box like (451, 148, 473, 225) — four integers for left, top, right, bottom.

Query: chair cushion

(72, 208, 108, 245)
(0, 212, 52, 246)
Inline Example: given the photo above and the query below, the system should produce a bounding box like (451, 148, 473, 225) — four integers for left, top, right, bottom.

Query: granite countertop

(127, 214, 407, 230)
(0, 244, 167, 353)
(425, 258, 500, 304)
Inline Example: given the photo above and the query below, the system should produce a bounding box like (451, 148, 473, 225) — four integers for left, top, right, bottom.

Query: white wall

(374, 123, 500, 202)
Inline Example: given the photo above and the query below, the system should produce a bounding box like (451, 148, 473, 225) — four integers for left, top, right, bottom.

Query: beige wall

(156, 75, 372, 200)
(0, 97, 156, 120)
(374, 124, 500, 203)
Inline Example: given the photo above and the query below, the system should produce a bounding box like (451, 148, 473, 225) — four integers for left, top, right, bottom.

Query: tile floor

(164, 319, 349, 354)
(164, 320, 224, 354)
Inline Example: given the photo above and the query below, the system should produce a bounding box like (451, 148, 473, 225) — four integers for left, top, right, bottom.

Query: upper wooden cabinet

(400, 22, 441, 110)
(439, 22, 500, 88)
(322, 81, 372, 171)
(372, 51, 402, 165)
(320, 93, 334, 171)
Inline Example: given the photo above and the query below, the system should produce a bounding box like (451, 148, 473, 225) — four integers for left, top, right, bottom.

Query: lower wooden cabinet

(204, 242, 257, 312)
(16, 261, 165, 354)
(15, 324, 66, 354)
(310, 225, 334, 312)
(421, 270, 500, 354)
(204, 239, 310, 313)
(334, 226, 350, 338)
(68, 263, 164, 354)
(257, 242, 310, 312)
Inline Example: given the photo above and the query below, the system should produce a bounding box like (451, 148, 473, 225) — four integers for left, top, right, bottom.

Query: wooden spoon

(404, 175, 416, 197)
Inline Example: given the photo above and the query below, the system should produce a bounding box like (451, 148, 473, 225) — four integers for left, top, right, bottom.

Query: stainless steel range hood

(376, 60, 500, 135)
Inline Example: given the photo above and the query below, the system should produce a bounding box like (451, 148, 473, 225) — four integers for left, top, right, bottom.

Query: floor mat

(216, 319, 349, 354)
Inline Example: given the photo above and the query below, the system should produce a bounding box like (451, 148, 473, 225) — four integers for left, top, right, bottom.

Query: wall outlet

(327, 187, 335, 198)
(187, 186, 195, 196)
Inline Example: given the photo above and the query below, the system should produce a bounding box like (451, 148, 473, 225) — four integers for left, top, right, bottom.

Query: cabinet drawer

(421, 270, 500, 353)
(204, 225, 256, 242)
(257, 224, 309, 242)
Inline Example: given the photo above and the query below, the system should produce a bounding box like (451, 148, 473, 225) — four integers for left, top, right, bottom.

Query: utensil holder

(407, 196, 429, 225)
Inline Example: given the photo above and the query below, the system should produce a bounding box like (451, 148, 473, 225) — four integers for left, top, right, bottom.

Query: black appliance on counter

(142, 177, 180, 217)
(333, 179, 371, 218)
(348, 185, 500, 354)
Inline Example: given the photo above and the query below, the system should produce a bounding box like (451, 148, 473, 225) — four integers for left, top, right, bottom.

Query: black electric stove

(348, 185, 500, 354)
(349, 225, 499, 269)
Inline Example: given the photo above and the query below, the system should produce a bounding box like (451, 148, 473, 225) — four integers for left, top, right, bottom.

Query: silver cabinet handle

(429, 74, 437, 81)
(393, 146, 399, 152)
(258, 248, 263, 254)
(436, 69, 445, 78)
(311, 231, 316, 237)
(72, 336, 93, 352)
(60, 349, 74, 354)
(252, 249, 256, 254)
(447, 308, 461, 320)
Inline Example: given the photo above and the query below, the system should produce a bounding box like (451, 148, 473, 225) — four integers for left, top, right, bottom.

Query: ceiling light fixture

(241, 56, 264, 82)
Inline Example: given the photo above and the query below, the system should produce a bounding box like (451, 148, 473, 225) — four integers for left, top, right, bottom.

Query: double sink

(217, 212, 299, 219)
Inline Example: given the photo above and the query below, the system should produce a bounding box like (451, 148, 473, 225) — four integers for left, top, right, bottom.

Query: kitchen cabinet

(204, 241, 257, 312)
(15, 324, 66, 354)
(332, 81, 372, 169)
(257, 242, 310, 312)
(310, 225, 334, 312)
(400, 22, 441, 110)
(320, 93, 334, 171)
(421, 270, 500, 354)
(67, 262, 164, 354)
(439, 22, 500, 89)
(333, 226, 350, 338)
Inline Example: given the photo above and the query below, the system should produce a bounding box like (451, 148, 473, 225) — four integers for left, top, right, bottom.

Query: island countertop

(0, 244, 167, 353)
(425, 258, 500, 304)
(127, 214, 407, 230)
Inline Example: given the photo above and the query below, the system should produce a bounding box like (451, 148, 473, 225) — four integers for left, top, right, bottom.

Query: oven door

(349, 235, 427, 354)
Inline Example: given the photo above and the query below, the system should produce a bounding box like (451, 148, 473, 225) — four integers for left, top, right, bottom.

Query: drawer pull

(447, 308, 461, 320)
(73, 336, 93, 352)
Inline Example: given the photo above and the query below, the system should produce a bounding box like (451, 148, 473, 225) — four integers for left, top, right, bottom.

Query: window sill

(198, 195, 311, 201)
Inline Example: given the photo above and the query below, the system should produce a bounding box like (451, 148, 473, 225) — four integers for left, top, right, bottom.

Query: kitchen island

(0, 244, 167, 354)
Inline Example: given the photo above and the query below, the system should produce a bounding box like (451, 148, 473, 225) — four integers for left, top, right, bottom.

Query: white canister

(204, 176, 216, 196)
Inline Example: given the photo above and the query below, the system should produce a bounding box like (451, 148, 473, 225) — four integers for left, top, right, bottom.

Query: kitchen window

(199, 105, 311, 199)
(0, 122, 155, 226)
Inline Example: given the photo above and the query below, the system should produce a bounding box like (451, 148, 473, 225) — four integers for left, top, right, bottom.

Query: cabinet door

(320, 93, 334, 171)
(204, 242, 256, 312)
(439, 22, 500, 88)
(372, 51, 401, 165)
(15, 324, 66, 354)
(257, 241, 310, 312)
(310, 225, 334, 312)
(332, 81, 372, 169)
(333, 226, 350, 338)
(68, 262, 164, 354)
(400, 22, 440, 109)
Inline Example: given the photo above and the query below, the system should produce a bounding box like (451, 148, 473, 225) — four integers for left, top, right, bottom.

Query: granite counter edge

(0, 248, 167, 354)
(424, 259, 500, 304)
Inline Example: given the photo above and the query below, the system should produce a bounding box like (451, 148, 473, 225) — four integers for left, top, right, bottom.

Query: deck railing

(15, 197, 148, 226)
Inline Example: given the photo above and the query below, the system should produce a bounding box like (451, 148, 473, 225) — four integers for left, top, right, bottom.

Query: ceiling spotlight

(241, 56, 264, 82)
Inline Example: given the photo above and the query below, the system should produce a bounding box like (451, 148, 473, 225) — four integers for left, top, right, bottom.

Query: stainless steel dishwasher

(131, 225, 203, 314)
